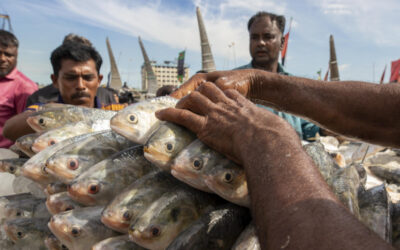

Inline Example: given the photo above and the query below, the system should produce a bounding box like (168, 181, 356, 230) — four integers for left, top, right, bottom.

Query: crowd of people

(0, 10, 398, 249)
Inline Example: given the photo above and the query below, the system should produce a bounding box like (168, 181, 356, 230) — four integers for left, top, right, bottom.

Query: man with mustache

(3, 41, 125, 141)
(236, 11, 320, 140)
(0, 30, 38, 148)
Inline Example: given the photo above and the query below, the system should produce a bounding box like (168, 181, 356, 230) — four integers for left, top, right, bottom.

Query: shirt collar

(2, 68, 18, 80)
(250, 61, 288, 75)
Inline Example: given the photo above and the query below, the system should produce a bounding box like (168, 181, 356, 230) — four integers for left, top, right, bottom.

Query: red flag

(281, 17, 292, 66)
(380, 65, 387, 84)
(323, 67, 329, 81)
(390, 59, 400, 82)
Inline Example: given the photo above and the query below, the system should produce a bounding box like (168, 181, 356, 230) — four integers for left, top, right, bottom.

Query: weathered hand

(157, 82, 299, 164)
(170, 69, 260, 99)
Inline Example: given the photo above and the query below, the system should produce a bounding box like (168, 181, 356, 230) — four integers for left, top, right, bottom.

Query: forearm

(250, 72, 400, 147)
(243, 134, 390, 249)
(3, 111, 35, 141)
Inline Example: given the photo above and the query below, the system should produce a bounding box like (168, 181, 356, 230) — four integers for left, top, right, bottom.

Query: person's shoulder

(234, 63, 253, 70)
(14, 70, 37, 87)
(97, 87, 117, 105)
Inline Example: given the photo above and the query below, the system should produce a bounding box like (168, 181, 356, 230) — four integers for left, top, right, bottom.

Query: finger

(170, 75, 207, 99)
(156, 108, 205, 134)
(196, 82, 234, 105)
(224, 89, 249, 105)
(175, 91, 217, 116)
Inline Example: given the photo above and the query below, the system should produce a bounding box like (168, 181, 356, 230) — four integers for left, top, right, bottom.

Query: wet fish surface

(110, 96, 178, 144)
(68, 146, 155, 206)
(167, 203, 250, 250)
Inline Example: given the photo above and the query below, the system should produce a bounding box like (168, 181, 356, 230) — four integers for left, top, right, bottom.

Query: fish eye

(16, 231, 24, 238)
(127, 114, 138, 124)
(71, 226, 81, 237)
(192, 158, 203, 170)
(38, 118, 45, 125)
(61, 245, 68, 250)
(41, 166, 48, 175)
(122, 211, 132, 221)
(67, 159, 79, 170)
(48, 140, 56, 146)
(16, 211, 22, 217)
(165, 143, 174, 153)
(223, 172, 233, 183)
(88, 183, 100, 194)
(150, 226, 161, 237)
(8, 166, 15, 173)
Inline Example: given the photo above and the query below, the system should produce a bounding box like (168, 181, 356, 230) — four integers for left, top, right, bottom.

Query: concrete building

(141, 61, 190, 91)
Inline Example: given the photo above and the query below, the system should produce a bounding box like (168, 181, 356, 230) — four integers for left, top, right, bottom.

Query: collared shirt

(234, 62, 320, 140)
(0, 68, 38, 148)
(26, 94, 126, 112)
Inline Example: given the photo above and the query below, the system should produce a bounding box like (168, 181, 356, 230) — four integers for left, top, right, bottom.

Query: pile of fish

(0, 97, 399, 249)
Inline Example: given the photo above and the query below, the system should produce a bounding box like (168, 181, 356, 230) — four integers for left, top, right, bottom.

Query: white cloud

(307, 0, 400, 46)
(22, 0, 287, 62)
(338, 63, 350, 71)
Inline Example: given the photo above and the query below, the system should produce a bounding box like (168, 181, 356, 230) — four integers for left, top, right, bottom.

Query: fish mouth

(21, 163, 50, 184)
(45, 161, 76, 183)
(3, 224, 18, 243)
(31, 142, 46, 153)
(67, 183, 95, 206)
(46, 198, 60, 215)
(171, 169, 211, 192)
(129, 228, 150, 244)
(204, 176, 250, 207)
(14, 142, 35, 157)
(110, 118, 140, 142)
(143, 146, 170, 170)
(101, 213, 129, 233)
(48, 218, 72, 245)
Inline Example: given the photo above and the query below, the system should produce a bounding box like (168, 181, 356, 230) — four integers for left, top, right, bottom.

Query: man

(236, 11, 320, 140)
(160, 71, 396, 249)
(0, 30, 38, 148)
(26, 34, 117, 107)
(3, 42, 124, 141)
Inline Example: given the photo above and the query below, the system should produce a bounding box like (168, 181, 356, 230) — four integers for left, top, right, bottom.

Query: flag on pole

(390, 59, 400, 82)
(317, 69, 322, 80)
(177, 50, 185, 82)
(380, 65, 387, 84)
(281, 17, 292, 66)
(323, 67, 330, 81)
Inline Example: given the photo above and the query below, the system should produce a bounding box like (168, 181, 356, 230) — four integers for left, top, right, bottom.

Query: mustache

(71, 91, 91, 99)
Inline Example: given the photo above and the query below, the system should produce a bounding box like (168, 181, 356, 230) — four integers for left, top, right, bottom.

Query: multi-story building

(141, 61, 190, 91)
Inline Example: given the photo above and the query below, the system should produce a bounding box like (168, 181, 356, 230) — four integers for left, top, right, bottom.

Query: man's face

(0, 45, 18, 78)
(51, 59, 102, 108)
(249, 16, 283, 68)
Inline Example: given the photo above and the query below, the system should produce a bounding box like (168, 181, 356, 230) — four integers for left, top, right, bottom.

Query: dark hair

(156, 85, 177, 97)
(50, 43, 102, 76)
(247, 11, 286, 34)
(0, 30, 18, 48)
(62, 33, 92, 47)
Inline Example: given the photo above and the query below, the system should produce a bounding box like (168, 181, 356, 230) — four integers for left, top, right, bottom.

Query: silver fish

(110, 96, 178, 144)
(144, 122, 196, 171)
(92, 235, 146, 250)
(129, 186, 222, 249)
(45, 130, 135, 183)
(48, 206, 119, 250)
(68, 146, 155, 206)
(167, 203, 250, 250)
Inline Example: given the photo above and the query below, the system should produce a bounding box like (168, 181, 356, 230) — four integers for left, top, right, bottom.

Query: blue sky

(1, 0, 399, 88)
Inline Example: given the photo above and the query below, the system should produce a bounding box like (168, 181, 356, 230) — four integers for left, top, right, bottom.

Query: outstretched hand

(170, 69, 260, 99)
(158, 82, 299, 164)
